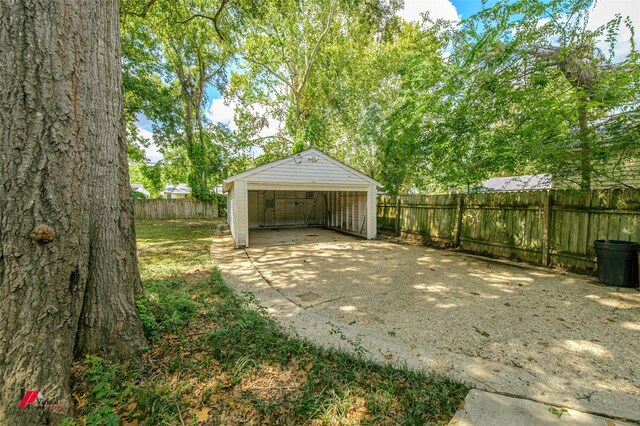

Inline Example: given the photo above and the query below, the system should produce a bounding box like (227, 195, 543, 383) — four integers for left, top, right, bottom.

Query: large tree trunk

(0, 1, 146, 424)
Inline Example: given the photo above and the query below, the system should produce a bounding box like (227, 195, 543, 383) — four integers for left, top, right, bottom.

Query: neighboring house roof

(473, 174, 552, 192)
(223, 148, 381, 192)
(130, 184, 150, 197)
(162, 183, 191, 195)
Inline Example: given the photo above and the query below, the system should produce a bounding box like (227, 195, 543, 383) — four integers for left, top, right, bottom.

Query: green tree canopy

(121, 0, 638, 194)
(415, 0, 639, 191)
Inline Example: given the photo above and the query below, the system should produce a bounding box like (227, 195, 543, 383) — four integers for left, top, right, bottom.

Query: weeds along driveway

(213, 227, 640, 422)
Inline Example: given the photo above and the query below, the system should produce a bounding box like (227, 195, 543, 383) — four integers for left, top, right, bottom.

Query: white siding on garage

(233, 180, 248, 247)
(227, 186, 235, 238)
(247, 156, 364, 185)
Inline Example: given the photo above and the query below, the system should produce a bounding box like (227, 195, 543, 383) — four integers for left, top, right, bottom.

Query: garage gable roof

(223, 148, 381, 191)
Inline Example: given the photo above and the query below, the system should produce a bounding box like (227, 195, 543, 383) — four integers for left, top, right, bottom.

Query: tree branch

(177, 0, 228, 41)
(272, 25, 297, 77)
(251, 134, 295, 145)
(297, 0, 336, 93)
(204, 64, 227, 83)
(245, 56, 295, 91)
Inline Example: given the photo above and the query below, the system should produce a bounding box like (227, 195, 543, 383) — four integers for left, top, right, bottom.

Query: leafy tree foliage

(397, 0, 639, 191)
(121, 0, 638, 194)
(121, 0, 249, 200)
(228, 1, 398, 154)
(130, 163, 165, 198)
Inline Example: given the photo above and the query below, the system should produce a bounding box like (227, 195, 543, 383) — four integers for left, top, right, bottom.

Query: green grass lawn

(69, 219, 468, 425)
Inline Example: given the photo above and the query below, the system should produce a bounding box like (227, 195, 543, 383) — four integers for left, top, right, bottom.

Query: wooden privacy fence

(134, 198, 218, 220)
(377, 189, 640, 272)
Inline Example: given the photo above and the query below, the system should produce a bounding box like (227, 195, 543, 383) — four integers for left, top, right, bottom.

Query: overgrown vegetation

(68, 220, 467, 425)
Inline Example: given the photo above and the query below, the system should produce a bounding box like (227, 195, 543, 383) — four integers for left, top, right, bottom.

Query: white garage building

(223, 148, 381, 248)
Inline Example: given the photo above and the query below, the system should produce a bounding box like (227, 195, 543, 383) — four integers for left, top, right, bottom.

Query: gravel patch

(215, 227, 640, 422)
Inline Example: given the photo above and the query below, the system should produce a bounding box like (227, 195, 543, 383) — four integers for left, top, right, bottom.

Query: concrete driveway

(214, 227, 640, 422)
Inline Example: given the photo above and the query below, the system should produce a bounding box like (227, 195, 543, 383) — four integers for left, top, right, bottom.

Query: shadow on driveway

(214, 227, 640, 422)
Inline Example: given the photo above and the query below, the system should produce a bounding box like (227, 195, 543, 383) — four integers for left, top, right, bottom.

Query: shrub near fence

(134, 198, 219, 220)
(377, 189, 640, 272)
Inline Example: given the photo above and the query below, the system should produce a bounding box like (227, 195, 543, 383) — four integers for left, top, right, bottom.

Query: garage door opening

(248, 189, 368, 238)
(224, 148, 381, 248)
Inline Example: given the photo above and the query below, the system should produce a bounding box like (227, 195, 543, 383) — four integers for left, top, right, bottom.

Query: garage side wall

(233, 180, 248, 248)
(227, 186, 235, 239)
(324, 191, 368, 237)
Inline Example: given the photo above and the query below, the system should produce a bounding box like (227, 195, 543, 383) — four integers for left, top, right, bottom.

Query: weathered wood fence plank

(133, 199, 218, 220)
(378, 189, 640, 273)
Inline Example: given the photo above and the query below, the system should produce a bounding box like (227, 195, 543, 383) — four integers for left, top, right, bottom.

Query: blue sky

(139, 0, 640, 163)
(396, 0, 502, 24)
(452, 0, 489, 19)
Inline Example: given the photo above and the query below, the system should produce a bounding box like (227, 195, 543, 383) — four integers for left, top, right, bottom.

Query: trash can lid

(594, 240, 639, 249)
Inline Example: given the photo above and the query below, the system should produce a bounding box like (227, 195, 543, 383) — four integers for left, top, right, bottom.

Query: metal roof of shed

(473, 174, 552, 192)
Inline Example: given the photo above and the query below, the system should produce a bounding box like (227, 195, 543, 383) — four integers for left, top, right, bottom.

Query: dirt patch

(239, 362, 308, 403)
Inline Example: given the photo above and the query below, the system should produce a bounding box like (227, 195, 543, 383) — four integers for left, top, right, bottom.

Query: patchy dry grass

(68, 219, 468, 425)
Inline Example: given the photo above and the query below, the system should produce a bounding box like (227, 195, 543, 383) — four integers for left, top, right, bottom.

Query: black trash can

(594, 240, 639, 288)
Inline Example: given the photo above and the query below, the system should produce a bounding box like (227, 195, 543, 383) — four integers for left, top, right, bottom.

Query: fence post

(453, 194, 463, 247)
(542, 191, 551, 266)
(584, 190, 592, 258)
(395, 197, 401, 236)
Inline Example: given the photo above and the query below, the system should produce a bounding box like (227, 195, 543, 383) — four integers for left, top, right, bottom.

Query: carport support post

(367, 185, 377, 239)
(395, 197, 401, 236)
(453, 194, 463, 247)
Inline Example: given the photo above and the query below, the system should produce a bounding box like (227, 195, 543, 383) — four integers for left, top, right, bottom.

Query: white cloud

(206, 98, 238, 131)
(206, 97, 283, 139)
(138, 127, 153, 140)
(137, 127, 163, 164)
(397, 0, 460, 24)
(588, 0, 639, 59)
(251, 104, 282, 139)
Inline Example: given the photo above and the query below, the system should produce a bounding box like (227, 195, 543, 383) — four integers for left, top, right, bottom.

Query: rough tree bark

(0, 1, 146, 424)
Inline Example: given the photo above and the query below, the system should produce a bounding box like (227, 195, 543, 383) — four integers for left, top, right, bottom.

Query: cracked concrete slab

(212, 226, 640, 423)
(449, 390, 632, 425)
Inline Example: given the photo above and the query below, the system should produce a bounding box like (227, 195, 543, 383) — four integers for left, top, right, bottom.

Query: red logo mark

(18, 390, 42, 409)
